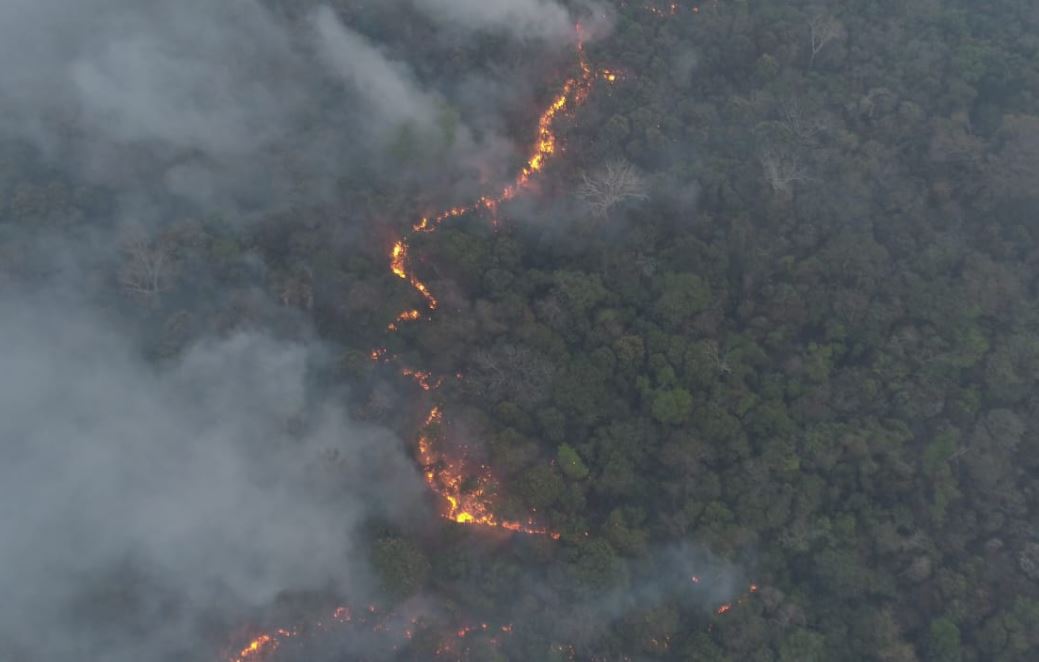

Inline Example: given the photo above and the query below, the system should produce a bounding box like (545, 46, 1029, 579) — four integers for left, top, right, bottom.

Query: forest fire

(226, 14, 730, 661)
(412, 26, 593, 234)
(390, 240, 438, 310)
(380, 23, 594, 541)
(231, 634, 278, 662)
(416, 407, 560, 538)
(226, 604, 431, 662)
(401, 367, 440, 391)
(388, 308, 422, 331)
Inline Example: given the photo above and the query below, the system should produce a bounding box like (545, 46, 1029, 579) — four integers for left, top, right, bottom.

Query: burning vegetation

(226, 10, 758, 661)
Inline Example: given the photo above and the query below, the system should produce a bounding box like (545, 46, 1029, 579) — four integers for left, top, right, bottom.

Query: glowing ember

(388, 308, 422, 331)
(716, 603, 732, 615)
(401, 367, 440, 391)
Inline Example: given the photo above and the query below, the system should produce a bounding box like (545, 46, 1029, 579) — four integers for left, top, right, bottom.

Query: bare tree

(119, 233, 175, 303)
(577, 160, 649, 217)
(759, 146, 812, 195)
(808, 12, 841, 65)
(468, 344, 555, 407)
(779, 99, 827, 146)
(278, 266, 314, 311)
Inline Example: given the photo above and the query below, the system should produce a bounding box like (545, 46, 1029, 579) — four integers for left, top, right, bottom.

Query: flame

(391, 240, 438, 311)
(412, 26, 593, 234)
(226, 11, 744, 659)
(230, 634, 279, 662)
(379, 25, 591, 540)
(401, 367, 440, 391)
(711, 583, 761, 618)
(388, 308, 422, 331)
(417, 407, 560, 538)
(225, 605, 438, 662)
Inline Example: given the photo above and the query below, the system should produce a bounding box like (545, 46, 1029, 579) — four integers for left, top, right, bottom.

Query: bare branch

(779, 99, 827, 146)
(759, 146, 812, 195)
(119, 233, 175, 303)
(809, 13, 841, 65)
(577, 160, 649, 218)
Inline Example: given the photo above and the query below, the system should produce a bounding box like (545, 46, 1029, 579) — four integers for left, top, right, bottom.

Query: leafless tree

(577, 160, 649, 217)
(119, 233, 175, 303)
(468, 344, 555, 407)
(704, 340, 732, 375)
(778, 99, 827, 146)
(278, 266, 314, 311)
(760, 146, 812, 195)
(808, 12, 841, 65)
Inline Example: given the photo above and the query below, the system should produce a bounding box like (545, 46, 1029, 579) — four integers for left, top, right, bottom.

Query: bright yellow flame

(389, 240, 438, 310)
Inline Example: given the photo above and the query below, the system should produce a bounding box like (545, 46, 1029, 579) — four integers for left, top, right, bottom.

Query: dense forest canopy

(1, 0, 1038, 660)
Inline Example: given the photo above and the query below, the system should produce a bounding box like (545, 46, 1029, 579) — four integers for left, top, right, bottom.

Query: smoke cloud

(0, 288, 427, 660)
(0, 0, 554, 217)
(410, 0, 575, 40)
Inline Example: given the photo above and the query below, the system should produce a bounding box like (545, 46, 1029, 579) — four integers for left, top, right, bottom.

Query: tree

(651, 388, 693, 425)
(926, 618, 962, 662)
(119, 232, 175, 303)
(655, 273, 711, 326)
(557, 444, 590, 480)
(576, 160, 649, 217)
(372, 537, 430, 598)
(808, 12, 842, 66)
(759, 145, 811, 195)
(518, 464, 565, 509)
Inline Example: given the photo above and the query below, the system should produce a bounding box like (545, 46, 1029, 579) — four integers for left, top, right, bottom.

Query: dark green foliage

(371, 537, 430, 598)
(556, 443, 589, 480)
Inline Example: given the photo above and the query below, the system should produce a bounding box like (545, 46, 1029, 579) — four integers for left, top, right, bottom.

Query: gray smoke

(0, 288, 428, 660)
(0, 0, 611, 658)
(410, 0, 575, 39)
(0, 0, 566, 216)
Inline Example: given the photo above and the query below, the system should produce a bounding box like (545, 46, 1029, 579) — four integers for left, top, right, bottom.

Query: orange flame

(401, 367, 440, 391)
(412, 26, 593, 235)
(417, 407, 559, 538)
(231, 634, 279, 662)
(391, 240, 438, 310)
(388, 308, 422, 331)
(378, 25, 590, 541)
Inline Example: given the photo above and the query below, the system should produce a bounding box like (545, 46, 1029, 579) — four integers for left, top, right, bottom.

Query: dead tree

(779, 99, 826, 146)
(760, 146, 812, 195)
(119, 234, 175, 303)
(808, 13, 841, 66)
(577, 160, 649, 217)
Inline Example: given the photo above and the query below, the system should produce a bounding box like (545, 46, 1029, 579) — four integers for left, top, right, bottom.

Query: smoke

(0, 288, 428, 660)
(311, 7, 439, 134)
(0, 0, 640, 658)
(409, 0, 575, 40)
(0, 0, 566, 217)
